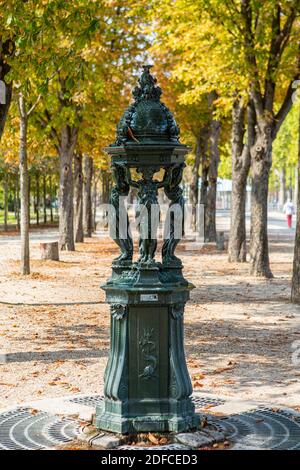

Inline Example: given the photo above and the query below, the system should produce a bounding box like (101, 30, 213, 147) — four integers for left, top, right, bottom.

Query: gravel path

(0, 227, 299, 410)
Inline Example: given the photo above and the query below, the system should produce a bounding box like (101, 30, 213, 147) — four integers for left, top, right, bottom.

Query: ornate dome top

(114, 65, 180, 146)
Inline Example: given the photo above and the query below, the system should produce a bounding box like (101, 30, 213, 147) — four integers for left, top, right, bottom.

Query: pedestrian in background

(283, 198, 295, 228)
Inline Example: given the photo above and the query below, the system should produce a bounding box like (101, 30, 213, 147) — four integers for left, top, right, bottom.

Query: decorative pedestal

(95, 264, 199, 433)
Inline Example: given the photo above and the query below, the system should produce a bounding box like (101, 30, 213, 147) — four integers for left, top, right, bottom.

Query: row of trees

(0, 155, 104, 234)
(0, 1, 300, 300)
(149, 0, 300, 280)
(0, 0, 141, 273)
(0, 160, 58, 229)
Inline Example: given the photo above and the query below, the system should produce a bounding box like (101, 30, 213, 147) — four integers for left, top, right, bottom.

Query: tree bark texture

(190, 137, 201, 232)
(83, 155, 93, 237)
(190, 125, 210, 232)
(49, 175, 54, 222)
(58, 125, 77, 251)
(291, 111, 300, 303)
(228, 98, 252, 262)
(43, 174, 47, 223)
(3, 171, 8, 231)
(249, 118, 273, 278)
(35, 171, 40, 225)
(92, 172, 98, 231)
(14, 172, 20, 230)
(74, 152, 84, 243)
(205, 92, 221, 242)
(18, 93, 30, 275)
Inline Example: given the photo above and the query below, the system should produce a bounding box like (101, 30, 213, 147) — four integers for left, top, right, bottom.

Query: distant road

(0, 228, 59, 244)
(216, 209, 296, 239)
(0, 209, 296, 244)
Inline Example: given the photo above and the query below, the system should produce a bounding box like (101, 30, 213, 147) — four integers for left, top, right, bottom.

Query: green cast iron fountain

(95, 65, 199, 433)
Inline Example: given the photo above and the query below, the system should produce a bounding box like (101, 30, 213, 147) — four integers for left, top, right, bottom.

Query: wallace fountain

(95, 65, 199, 433)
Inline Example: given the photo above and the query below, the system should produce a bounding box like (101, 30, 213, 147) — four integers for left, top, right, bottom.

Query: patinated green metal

(95, 65, 199, 433)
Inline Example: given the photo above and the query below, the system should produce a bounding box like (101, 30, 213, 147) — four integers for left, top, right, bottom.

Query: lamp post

(95, 65, 199, 433)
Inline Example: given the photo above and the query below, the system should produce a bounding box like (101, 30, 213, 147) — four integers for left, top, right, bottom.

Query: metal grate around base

(68, 394, 225, 409)
(68, 395, 104, 407)
(1, 396, 300, 450)
(208, 408, 300, 450)
(0, 407, 79, 450)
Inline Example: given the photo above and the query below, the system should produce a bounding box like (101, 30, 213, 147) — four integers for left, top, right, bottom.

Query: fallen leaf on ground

(211, 364, 236, 374)
(148, 433, 159, 445)
(192, 372, 205, 380)
(159, 437, 168, 445)
(192, 380, 204, 388)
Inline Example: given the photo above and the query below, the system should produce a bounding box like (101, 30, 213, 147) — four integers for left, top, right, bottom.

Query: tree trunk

(74, 152, 83, 243)
(18, 93, 30, 275)
(205, 93, 221, 242)
(228, 99, 252, 262)
(58, 125, 77, 251)
(249, 119, 273, 278)
(294, 166, 298, 208)
(28, 174, 31, 227)
(83, 155, 93, 237)
(49, 174, 54, 222)
(3, 171, 8, 231)
(291, 111, 300, 303)
(190, 137, 201, 232)
(43, 174, 47, 224)
(35, 171, 40, 225)
(14, 172, 20, 229)
(92, 172, 98, 231)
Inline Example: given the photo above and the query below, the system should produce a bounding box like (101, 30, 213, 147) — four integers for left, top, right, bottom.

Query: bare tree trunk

(43, 174, 47, 224)
(228, 98, 252, 262)
(28, 174, 31, 228)
(58, 125, 77, 251)
(190, 138, 201, 232)
(14, 172, 20, 230)
(291, 111, 300, 303)
(3, 171, 8, 231)
(83, 155, 93, 237)
(74, 152, 83, 243)
(249, 119, 273, 278)
(294, 166, 298, 208)
(205, 92, 221, 242)
(190, 125, 210, 232)
(199, 126, 210, 237)
(18, 92, 30, 275)
(35, 171, 40, 226)
(200, 165, 209, 205)
(92, 171, 98, 231)
(49, 174, 54, 223)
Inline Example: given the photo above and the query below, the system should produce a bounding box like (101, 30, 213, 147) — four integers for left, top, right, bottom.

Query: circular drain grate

(192, 396, 225, 407)
(1, 398, 300, 450)
(208, 408, 300, 450)
(69, 395, 103, 407)
(0, 408, 78, 450)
